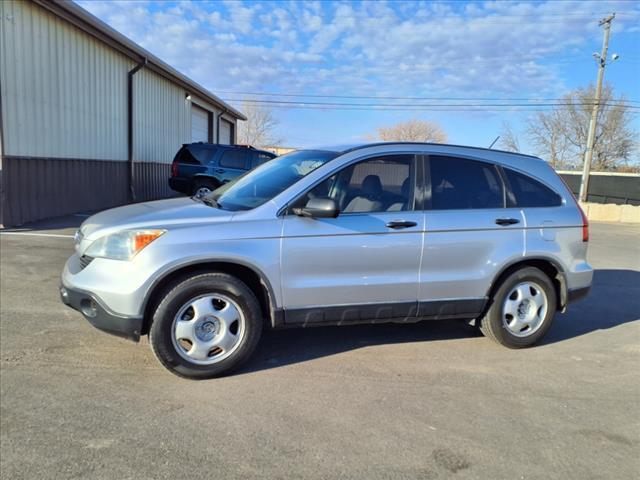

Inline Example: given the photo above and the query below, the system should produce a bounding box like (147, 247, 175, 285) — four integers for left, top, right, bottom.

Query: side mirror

(293, 198, 339, 218)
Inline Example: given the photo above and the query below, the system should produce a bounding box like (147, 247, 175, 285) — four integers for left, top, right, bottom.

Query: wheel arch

(140, 260, 280, 336)
(485, 257, 568, 313)
(191, 175, 221, 190)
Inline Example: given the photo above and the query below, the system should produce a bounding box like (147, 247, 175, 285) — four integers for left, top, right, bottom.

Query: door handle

(214, 168, 225, 174)
(495, 218, 520, 226)
(386, 220, 418, 229)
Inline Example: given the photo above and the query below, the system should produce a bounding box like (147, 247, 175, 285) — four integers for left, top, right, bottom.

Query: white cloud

(76, 0, 639, 102)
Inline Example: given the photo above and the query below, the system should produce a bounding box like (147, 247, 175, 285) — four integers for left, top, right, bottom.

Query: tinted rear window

(429, 156, 503, 210)
(175, 145, 216, 165)
(504, 168, 562, 207)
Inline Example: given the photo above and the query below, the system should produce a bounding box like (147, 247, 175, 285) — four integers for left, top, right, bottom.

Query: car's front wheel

(479, 267, 557, 348)
(149, 273, 263, 379)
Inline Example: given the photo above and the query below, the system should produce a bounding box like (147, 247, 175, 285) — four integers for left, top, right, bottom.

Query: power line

(224, 103, 640, 113)
(224, 98, 640, 109)
(218, 90, 640, 104)
(218, 7, 639, 22)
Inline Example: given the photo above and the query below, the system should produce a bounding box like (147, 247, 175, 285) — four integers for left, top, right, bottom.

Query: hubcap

(171, 294, 245, 365)
(194, 187, 212, 199)
(502, 282, 548, 337)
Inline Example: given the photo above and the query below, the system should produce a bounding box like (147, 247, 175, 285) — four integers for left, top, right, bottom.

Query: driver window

(294, 155, 415, 214)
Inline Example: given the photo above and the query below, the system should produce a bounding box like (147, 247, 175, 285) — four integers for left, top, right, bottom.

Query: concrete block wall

(579, 202, 640, 224)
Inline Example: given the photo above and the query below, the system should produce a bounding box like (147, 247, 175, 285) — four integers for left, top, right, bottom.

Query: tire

(191, 179, 218, 199)
(479, 267, 557, 348)
(149, 272, 263, 379)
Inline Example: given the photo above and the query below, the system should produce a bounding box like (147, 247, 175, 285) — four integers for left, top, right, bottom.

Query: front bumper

(60, 285, 143, 342)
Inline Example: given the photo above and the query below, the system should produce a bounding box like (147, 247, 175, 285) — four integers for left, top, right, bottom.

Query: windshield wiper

(191, 195, 221, 209)
(201, 197, 220, 208)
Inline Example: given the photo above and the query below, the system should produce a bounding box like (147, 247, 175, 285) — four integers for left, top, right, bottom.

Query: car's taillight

(557, 172, 588, 242)
(171, 161, 178, 177)
(579, 205, 589, 242)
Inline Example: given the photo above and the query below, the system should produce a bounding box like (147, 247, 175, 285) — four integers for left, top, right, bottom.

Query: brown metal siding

(133, 162, 177, 203)
(1, 156, 179, 226)
(1, 156, 128, 226)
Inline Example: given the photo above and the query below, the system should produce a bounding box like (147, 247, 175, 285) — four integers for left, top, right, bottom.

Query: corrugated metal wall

(133, 69, 191, 165)
(131, 70, 224, 201)
(1, 156, 129, 225)
(0, 0, 132, 160)
(0, 0, 240, 226)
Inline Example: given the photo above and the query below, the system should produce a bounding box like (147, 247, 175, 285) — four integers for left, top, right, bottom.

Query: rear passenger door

(419, 155, 525, 317)
(216, 149, 248, 183)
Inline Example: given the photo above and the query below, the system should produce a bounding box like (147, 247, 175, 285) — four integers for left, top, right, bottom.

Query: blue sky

(79, 0, 640, 155)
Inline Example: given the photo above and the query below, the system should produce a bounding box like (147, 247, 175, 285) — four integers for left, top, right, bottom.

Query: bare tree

(526, 110, 572, 169)
(237, 101, 282, 147)
(527, 84, 637, 170)
(499, 121, 521, 152)
(376, 119, 448, 143)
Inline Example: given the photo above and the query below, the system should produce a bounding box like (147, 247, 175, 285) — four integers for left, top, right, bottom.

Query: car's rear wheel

(479, 267, 557, 348)
(192, 179, 218, 199)
(149, 273, 262, 379)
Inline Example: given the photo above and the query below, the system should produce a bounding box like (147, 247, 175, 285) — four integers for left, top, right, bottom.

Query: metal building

(0, 0, 245, 227)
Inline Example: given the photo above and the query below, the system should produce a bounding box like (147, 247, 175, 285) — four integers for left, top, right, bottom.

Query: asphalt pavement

(1, 219, 639, 479)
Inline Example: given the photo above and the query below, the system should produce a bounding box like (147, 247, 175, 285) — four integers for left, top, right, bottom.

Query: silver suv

(61, 143, 593, 379)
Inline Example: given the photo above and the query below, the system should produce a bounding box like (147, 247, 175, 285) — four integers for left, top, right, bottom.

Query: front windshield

(209, 150, 338, 211)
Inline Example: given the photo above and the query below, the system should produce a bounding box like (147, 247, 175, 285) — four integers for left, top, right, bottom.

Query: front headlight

(85, 230, 165, 261)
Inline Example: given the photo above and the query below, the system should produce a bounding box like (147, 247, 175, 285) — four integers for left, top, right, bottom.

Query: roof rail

(342, 142, 541, 160)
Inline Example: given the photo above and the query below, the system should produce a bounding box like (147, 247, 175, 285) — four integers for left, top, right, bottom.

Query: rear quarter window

(504, 168, 562, 207)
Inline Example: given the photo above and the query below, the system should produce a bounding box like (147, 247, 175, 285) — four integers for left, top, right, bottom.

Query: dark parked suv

(169, 143, 276, 198)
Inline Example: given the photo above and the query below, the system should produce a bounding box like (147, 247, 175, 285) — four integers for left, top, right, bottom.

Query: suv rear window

(429, 156, 503, 210)
(220, 149, 248, 169)
(175, 145, 216, 165)
(504, 168, 562, 207)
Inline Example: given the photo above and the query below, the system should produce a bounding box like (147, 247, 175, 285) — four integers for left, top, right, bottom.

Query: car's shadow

(242, 269, 640, 373)
(540, 269, 640, 345)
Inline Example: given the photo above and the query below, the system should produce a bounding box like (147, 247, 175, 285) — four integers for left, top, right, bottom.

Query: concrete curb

(579, 202, 640, 223)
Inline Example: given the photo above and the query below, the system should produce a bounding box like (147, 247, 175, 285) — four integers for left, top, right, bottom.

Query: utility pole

(579, 13, 615, 202)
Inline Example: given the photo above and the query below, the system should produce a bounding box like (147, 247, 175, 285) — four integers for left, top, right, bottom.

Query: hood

(80, 197, 233, 240)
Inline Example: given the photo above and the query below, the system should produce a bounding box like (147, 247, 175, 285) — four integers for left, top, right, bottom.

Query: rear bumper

(60, 285, 142, 342)
(168, 177, 191, 194)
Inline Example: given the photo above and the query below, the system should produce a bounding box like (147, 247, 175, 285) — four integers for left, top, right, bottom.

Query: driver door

(280, 154, 424, 325)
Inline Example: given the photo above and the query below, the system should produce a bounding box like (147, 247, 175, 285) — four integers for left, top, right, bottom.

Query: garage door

(219, 119, 233, 145)
(191, 105, 209, 142)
